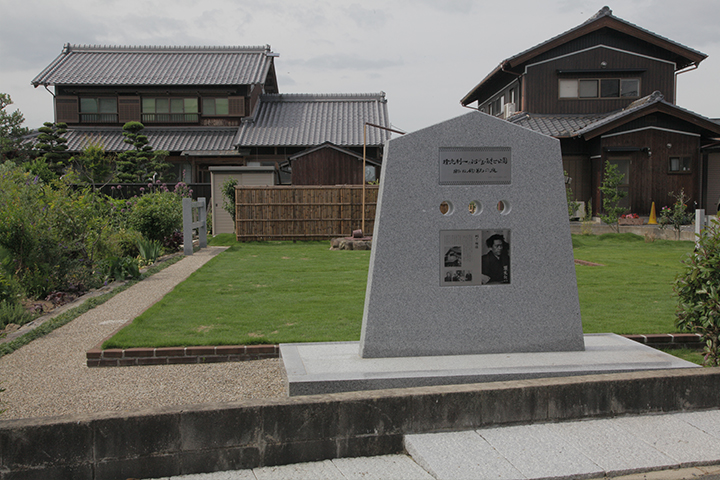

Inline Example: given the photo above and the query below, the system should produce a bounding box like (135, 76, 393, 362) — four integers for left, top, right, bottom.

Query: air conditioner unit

(502, 102, 516, 119)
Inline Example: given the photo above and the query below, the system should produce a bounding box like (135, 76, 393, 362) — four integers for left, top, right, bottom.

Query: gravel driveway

(0, 247, 285, 420)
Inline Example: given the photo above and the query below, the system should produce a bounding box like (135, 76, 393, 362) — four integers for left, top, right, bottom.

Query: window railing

(80, 113, 118, 123)
(142, 113, 199, 123)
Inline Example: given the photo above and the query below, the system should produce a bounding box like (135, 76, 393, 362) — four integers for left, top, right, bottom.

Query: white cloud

(1, 0, 719, 132)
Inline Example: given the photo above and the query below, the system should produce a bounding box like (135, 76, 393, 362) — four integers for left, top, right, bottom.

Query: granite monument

(359, 111, 585, 357)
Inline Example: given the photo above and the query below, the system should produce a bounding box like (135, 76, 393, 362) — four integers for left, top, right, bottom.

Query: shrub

(106, 228, 143, 258)
(599, 160, 627, 233)
(0, 269, 20, 305)
(128, 191, 182, 243)
(0, 166, 115, 297)
(675, 218, 720, 366)
(162, 230, 183, 253)
(0, 300, 33, 330)
(99, 256, 140, 282)
(221, 178, 238, 222)
(659, 189, 693, 239)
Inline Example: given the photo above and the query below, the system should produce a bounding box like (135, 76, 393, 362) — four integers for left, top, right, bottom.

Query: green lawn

(103, 240, 370, 348)
(103, 233, 695, 349)
(574, 233, 693, 334)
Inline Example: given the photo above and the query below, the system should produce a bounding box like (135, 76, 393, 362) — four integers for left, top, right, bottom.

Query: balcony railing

(142, 113, 199, 123)
(80, 113, 118, 123)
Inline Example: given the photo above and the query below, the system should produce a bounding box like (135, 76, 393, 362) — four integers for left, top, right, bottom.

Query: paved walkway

(146, 409, 720, 480)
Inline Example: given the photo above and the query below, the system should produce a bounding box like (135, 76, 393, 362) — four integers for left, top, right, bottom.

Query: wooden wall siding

(525, 48, 675, 114)
(528, 29, 685, 69)
(292, 149, 365, 185)
(562, 155, 592, 204)
(234, 185, 378, 241)
(595, 130, 700, 214)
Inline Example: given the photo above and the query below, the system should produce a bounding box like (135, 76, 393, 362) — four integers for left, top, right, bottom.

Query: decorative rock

(330, 237, 372, 250)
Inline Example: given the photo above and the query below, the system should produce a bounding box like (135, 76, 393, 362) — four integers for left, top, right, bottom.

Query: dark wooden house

(286, 142, 381, 185)
(31, 45, 391, 186)
(461, 7, 720, 215)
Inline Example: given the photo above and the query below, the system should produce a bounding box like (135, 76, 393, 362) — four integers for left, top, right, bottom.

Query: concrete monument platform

(280, 334, 698, 396)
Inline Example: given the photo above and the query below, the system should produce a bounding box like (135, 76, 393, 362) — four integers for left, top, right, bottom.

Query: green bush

(0, 269, 20, 305)
(675, 218, 720, 365)
(0, 166, 116, 297)
(99, 256, 140, 282)
(129, 191, 182, 243)
(106, 228, 143, 258)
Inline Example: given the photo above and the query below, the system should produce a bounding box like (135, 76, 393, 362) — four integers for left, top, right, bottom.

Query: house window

(142, 97, 198, 123)
(79, 97, 117, 123)
(559, 78, 640, 99)
(203, 98, 229, 115)
(669, 156, 691, 173)
(578, 80, 598, 98)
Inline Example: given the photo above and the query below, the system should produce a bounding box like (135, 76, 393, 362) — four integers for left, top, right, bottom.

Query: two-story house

(31, 44, 390, 187)
(461, 7, 720, 215)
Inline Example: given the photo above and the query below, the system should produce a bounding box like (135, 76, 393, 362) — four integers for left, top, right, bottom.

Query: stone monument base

(280, 334, 698, 396)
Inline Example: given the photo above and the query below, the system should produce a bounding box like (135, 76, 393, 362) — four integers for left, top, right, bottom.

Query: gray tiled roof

(235, 93, 391, 147)
(509, 112, 610, 137)
(508, 7, 706, 70)
(62, 126, 238, 153)
(510, 91, 720, 139)
(32, 44, 276, 86)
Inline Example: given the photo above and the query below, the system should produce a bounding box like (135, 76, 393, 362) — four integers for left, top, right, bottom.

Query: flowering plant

(621, 213, 639, 219)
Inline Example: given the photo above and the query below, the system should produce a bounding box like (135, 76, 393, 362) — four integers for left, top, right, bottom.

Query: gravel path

(0, 247, 285, 421)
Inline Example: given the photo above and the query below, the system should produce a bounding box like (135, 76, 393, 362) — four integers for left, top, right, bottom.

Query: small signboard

(439, 147, 511, 185)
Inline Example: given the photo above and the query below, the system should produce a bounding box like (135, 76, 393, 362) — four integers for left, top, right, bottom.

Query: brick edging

(622, 333, 703, 349)
(86, 344, 279, 367)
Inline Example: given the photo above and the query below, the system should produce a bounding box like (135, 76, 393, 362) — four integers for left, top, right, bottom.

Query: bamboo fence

(234, 185, 378, 241)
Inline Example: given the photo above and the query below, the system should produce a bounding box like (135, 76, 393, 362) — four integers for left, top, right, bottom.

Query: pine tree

(115, 122, 170, 183)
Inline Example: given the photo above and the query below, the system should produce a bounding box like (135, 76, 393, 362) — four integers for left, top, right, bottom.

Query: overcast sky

(1, 0, 719, 133)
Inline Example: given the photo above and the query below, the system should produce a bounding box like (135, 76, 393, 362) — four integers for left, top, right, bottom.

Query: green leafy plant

(599, 161, 627, 233)
(0, 93, 31, 163)
(675, 217, 720, 366)
(100, 256, 140, 282)
(658, 189, 694, 239)
(137, 238, 162, 264)
(70, 136, 115, 191)
(129, 191, 182, 243)
(221, 178, 238, 223)
(0, 300, 33, 330)
(565, 171, 581, 219)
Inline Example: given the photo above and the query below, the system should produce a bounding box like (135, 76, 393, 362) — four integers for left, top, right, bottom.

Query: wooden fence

(234, 185, 379, 241)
